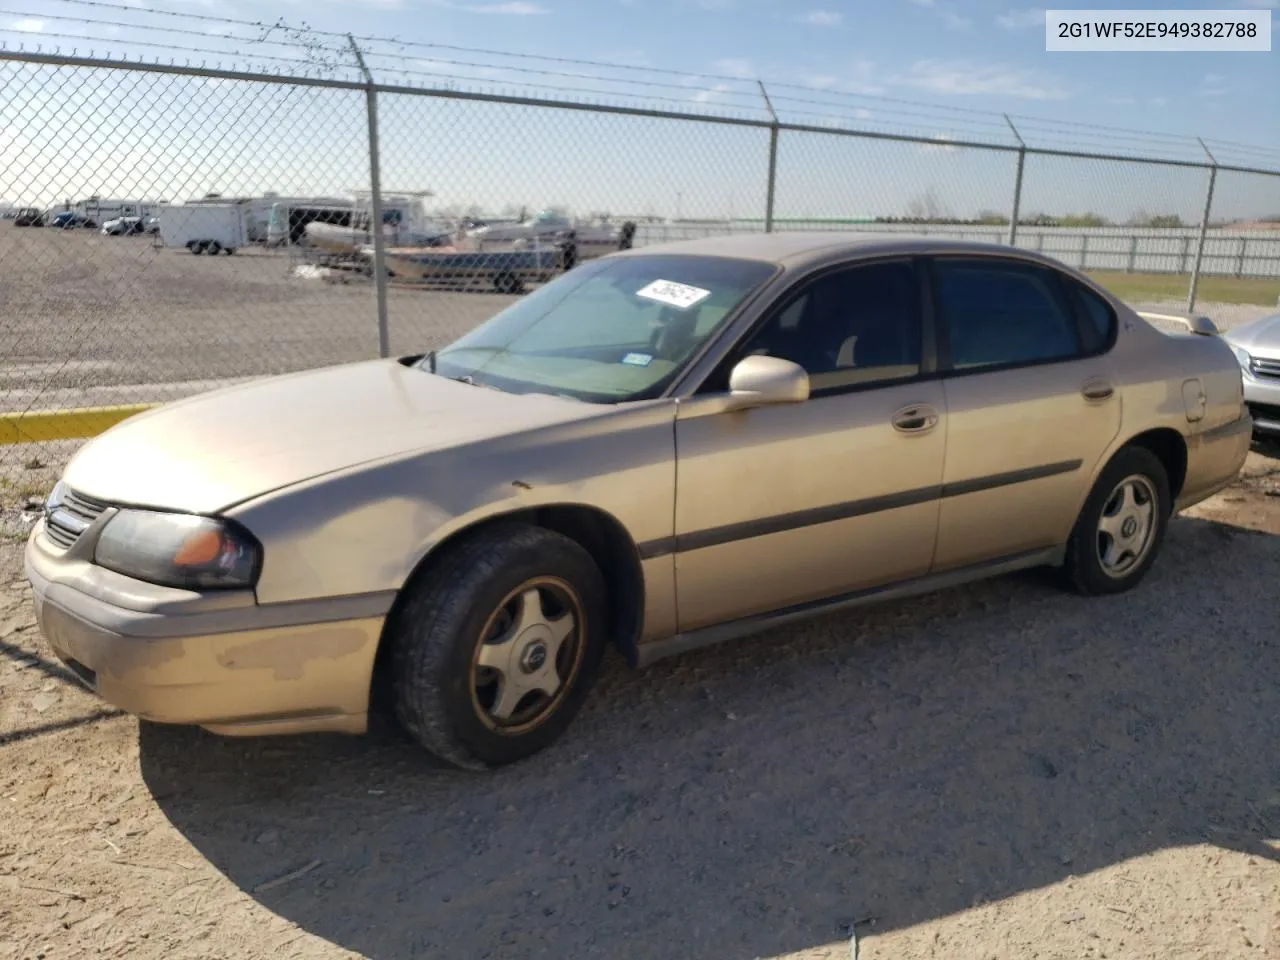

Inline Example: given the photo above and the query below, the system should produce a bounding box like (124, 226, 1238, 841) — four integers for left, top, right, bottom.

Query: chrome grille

(44, 489, 111, 550)
(1251, 356, 1280, 380)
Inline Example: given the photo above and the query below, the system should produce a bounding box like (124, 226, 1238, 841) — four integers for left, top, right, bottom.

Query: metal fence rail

(2, 41, 1279, 484)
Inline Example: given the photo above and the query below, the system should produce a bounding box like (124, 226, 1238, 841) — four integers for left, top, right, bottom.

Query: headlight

(94, 510, 261, 590)
(45, 480, 68, 513)
(1230, 344, 1252, 373)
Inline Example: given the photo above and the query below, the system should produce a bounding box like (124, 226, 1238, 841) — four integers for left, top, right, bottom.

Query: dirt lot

(2, 444, 1278, 960)
(0, 224, 516, 404)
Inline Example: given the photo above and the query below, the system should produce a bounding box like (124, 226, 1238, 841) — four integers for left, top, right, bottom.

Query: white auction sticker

(1046, 9, 1270, 52)
(635, 279, 712, 310)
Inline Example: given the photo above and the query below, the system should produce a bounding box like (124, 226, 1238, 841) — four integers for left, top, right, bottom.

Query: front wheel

(1061, 445, 1171, 596)
(388, 523, 607, 769)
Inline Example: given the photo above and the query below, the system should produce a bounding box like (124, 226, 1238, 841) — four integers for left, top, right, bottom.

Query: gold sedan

(25, 233, 1252, 769)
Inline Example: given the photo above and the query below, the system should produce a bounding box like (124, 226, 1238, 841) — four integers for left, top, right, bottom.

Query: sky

(0, 0, 1277, 221)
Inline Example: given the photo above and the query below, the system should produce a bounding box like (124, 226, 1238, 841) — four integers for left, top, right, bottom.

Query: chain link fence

(2, 41, 1279, 495)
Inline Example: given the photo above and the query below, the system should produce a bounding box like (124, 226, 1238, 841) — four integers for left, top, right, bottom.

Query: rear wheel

(206, 241, 221, 256)
(1061, 446, 1171, 596)
(191, 242, 205, 255)
(388, 523, 607, 769)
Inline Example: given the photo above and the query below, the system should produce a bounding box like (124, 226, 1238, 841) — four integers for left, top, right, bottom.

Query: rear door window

(932, 258, 1082, 371)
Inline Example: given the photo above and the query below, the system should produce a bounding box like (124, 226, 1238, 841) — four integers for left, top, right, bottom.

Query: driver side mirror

(724, 355, 810, 410)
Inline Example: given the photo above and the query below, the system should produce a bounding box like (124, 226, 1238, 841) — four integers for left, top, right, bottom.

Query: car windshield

(428, 254, 777, 403)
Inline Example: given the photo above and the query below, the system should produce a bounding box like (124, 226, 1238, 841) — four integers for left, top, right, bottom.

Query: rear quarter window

(1073, 284, 1118, 352)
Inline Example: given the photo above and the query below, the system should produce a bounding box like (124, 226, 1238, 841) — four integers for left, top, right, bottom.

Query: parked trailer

(155, 203, 249, 255)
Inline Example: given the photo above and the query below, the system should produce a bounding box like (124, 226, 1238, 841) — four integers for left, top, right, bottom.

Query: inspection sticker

(635, 279, 711, 310)
(621, 352, 654, 366)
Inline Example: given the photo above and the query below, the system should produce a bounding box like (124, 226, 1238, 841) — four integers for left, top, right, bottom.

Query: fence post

(1080, 234, 1089, 271)
(1127, 235, 1138, 273)
(1187, 138, 1218, 313)
(759, 82, 779, 233)
(350, 35, 391, 359)
(1004, 114, 1025, 247)
(1235, 236, 1247, 279)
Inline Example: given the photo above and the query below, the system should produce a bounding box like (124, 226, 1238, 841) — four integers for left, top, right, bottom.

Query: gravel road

(2, 449, 1278, 960)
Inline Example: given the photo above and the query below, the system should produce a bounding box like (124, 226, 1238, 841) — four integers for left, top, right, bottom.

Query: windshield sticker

(622, 352, 654, 367)
(635, 279, 711, 310)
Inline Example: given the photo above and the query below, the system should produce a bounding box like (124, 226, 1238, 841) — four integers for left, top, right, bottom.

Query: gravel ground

(1, 446, 1278, 960)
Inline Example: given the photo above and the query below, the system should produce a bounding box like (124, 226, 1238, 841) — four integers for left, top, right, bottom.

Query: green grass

(1086, 271, 1280, 307)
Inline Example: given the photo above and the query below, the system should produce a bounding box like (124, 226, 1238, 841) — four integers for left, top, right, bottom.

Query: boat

(304, 191, 451, 257)
(462, 209, 637, 267)
(376, 243, 562, 293)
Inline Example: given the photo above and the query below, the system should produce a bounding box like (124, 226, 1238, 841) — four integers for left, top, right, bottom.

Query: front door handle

(1082, 378, 1114, 401)
(892, 403, 940, 434)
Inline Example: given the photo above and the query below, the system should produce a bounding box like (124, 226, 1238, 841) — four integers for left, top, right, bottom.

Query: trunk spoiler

(1136, 311, 1220, 337)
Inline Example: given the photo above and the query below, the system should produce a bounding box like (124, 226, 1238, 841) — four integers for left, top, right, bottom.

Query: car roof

(613, 230, 1054, 269)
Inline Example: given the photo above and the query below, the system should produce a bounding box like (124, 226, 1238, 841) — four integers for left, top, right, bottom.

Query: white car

(1223, 311, 1280, 437)
(100, 216, 147, 236)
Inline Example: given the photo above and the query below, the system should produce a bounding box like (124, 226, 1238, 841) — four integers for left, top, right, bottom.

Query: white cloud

(802, 74, 838, 89)
(853, 107, 872, 120)
(800, 10, 842, 26)
(460, 1, 547, 13)
(692, 82, 732, 103)
(696, 0, 734, 8)
(1234, 0, 1277, 7)
(996, 8, 1045, 30)
(1199, 73, 1230, 97)
(714, 58, 754, 78)
(1150, 95, 1168, 107)
(908, 0, 971, 29)
(897, 59, 1069, 100)
(9, 17, 44, 32)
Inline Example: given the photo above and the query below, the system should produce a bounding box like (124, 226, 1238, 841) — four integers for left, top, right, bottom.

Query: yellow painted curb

(0, 404, 157, 445)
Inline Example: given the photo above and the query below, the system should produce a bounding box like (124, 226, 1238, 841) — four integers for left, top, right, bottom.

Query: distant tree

(904, 188, 951, 222)
(1059, 212, 1109, 227)
(976, 209, 1010, 225)
(1020, 212, 1059, 227)
(1128, 211, 1183, 227)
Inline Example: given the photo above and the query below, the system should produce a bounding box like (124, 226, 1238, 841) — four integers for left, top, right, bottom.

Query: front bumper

(25, 522, 388, 736)
(1241, 371, 1280, 435)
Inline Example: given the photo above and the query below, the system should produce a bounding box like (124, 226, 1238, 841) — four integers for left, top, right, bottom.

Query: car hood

(1224, 312, 1280, 357)
(62, 359, 597, 514)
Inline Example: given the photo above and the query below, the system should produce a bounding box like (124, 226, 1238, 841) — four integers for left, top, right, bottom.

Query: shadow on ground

(139, 515, 1280, 959)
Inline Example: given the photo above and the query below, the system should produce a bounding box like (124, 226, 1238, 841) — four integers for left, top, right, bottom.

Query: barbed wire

(0, 0, 1276, 169)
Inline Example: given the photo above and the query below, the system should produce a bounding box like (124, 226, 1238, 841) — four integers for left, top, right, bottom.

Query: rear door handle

(1082, 378, 1114, 401)
(892, 403, 940, 434)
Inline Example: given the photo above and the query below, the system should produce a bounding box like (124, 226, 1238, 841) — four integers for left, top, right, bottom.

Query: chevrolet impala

(25, 233, 1252, 768)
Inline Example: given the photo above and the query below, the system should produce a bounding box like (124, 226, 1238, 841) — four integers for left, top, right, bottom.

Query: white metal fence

(1, 34, 1278, 479)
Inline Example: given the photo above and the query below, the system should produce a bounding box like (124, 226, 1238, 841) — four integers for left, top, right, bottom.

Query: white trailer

(155, 204, 249, 255)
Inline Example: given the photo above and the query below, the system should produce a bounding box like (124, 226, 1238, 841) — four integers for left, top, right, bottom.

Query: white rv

(265, 197, 354, 247)
(73, 197, 159, 227)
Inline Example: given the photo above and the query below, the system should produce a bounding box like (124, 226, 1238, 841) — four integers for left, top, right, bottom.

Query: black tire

(388, 523, 608, 770)
(1061, 445, 1171, 596)
(225, 247, 236, 255)
(192, 242, 205, 255)
(206, 241, 221, 256)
